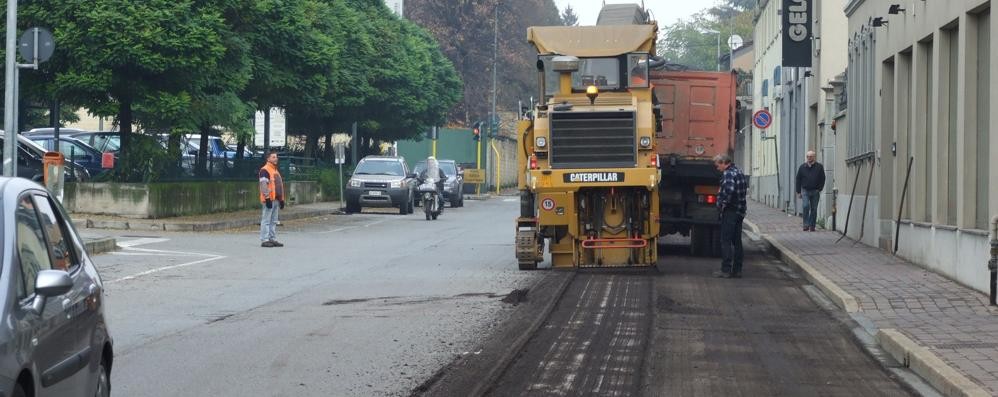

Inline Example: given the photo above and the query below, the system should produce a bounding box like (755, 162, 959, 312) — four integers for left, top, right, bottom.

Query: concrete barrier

(65, 181, 323, 219)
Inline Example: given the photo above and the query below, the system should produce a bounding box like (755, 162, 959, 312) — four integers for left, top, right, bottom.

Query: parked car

(27, 135, 108, 177)
(0, 177, 113, 397)
(47, 131, 121, 154)
(345, 156, 416, 215)
(178, 134, 246, 160)
(412, 159, 464, 207)
(0, 134, 91, 183)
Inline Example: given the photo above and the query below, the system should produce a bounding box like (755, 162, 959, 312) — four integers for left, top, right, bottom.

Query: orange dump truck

(652, 70, 738, 255)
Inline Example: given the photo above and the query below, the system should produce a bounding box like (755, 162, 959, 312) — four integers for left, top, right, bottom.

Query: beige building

(750, 0, 784, 205)
(838, 0, 996, 293)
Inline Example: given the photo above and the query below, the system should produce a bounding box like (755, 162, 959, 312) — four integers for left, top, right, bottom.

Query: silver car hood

(352, 174, 405, 182)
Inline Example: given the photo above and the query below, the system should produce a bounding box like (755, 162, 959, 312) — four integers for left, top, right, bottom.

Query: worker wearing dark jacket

(796, 150, 825, 232)
(713, 154, 747, 279)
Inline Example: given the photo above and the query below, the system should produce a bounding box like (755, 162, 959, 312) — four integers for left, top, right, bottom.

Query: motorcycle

(418, 177, 443, 220)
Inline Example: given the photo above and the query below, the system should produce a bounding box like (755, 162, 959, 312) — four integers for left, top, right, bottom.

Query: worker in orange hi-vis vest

(259, 150, 286, 248)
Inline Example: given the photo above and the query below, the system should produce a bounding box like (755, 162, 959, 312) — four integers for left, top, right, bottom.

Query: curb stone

(744, 218, 987, 397)
(878, 329, 991, 397)
(84, 237, 117, 256)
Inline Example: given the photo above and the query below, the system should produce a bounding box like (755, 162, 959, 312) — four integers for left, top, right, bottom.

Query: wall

(65, 181, 322, 219)
(397, 128, 517, 190)
(843, 0, 996, 293)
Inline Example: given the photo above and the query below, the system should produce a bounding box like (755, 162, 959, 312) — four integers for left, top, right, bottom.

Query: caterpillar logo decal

(563, 172, 624, 183)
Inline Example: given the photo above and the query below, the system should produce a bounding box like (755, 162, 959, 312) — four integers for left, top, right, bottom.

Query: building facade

(837, 0, 996, 293)
(750, 0, 784, 205)
(809, 0, 849, 229)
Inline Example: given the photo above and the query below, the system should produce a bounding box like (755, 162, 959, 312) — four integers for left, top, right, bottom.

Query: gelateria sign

(782, 0, 812, 67)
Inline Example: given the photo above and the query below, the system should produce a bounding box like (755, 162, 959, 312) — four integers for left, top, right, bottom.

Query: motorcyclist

(419, 156, 447, 194)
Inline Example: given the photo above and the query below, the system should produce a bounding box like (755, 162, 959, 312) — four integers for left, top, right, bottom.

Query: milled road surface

(90, 198, 538, 396)
(478, 240, 915, 396)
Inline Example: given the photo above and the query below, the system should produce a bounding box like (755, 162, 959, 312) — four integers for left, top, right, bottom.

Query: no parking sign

(753, 110, 773, 129)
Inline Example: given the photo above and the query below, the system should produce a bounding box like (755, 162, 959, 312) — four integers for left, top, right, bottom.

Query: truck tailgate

(651, 71, 736, 160)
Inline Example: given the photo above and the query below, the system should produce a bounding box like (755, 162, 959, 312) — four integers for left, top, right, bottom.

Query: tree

(561, 5, 579, 26)
(659, 3, 755, 72)
(20, 0, 229, 181)
(406, 0, 562, 126)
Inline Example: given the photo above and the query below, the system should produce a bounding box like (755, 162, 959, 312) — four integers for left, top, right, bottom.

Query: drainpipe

(990, 215, 997, 306)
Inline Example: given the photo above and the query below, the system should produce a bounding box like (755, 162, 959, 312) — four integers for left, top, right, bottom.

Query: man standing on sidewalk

(259, 150, 285, 248)
(795, 150, 826, 232)
(713, 154, 747, 279)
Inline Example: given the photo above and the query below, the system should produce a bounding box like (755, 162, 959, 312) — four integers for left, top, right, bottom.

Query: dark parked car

(0, 177, 113, 397)
(0, 134, 90, 183)
(413, 159, 464, 207)
(28, 136, 107, 177)
(345, 156, 417, 214)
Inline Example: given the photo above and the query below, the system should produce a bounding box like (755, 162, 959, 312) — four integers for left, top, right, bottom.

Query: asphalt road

(91, 198, 539, 396)
(480, 239, 917, 396)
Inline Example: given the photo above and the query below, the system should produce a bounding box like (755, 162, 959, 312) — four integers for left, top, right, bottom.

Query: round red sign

(541, 198, 556, 211)
(753, 109, 773, 129)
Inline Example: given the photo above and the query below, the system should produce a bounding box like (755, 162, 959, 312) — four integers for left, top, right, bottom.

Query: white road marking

(108, 255, 226, 283)
(107, 237, 228, 283)
(503, 198, 518, 202)
(314, 219, 388, 234)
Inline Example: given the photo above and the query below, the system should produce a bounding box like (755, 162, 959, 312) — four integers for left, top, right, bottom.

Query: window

(945, 26, 959, 226)
(354, 160, 405, 176)
(15, 195, 53, 298)
(899, 50, 913, 220)
(923, 39, 934, 222)
(846, 30, 876, 160)
(572, 58, 620, 90)
(33, 194, 81, 272)
(59, 143, 90, 162)
(976, 10, 991, 229)
(627, 54, 650, 88)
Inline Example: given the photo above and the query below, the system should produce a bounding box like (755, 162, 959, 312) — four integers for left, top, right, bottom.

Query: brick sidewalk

(745, 200, 998, 397)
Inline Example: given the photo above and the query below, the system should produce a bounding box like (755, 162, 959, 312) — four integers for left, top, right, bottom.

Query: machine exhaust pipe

(536, 59, 546, 109)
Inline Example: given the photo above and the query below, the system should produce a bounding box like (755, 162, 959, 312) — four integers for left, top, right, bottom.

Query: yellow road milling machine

(515, 4, 661, 269)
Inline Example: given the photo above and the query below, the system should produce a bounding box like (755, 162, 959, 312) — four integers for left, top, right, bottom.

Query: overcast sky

(553, 0, 716, 28)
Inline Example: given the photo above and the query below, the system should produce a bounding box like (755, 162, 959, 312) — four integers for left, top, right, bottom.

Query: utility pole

(3, 0, 18, 176)
(488, 0, 499, 190)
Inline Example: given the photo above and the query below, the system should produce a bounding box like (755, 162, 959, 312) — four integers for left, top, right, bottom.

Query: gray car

(345, 156, 417, 215)
(0, 178, 112, 397)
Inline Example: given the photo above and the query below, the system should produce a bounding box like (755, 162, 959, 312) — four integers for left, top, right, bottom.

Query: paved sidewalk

(745, 200, 996, 397)
(74, 201, 343, 232)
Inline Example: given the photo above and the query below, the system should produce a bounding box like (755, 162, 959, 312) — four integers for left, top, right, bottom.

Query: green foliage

(406, 0, 563, 125)
(658, 0, 756, 72)
(105, 134, 177, 183)
(561, 5, 579, 26)
(316, 168, 345, 201)
(11, 0, 463, 182)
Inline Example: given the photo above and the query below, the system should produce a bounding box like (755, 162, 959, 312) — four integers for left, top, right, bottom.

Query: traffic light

(472, 121, 482, 141)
